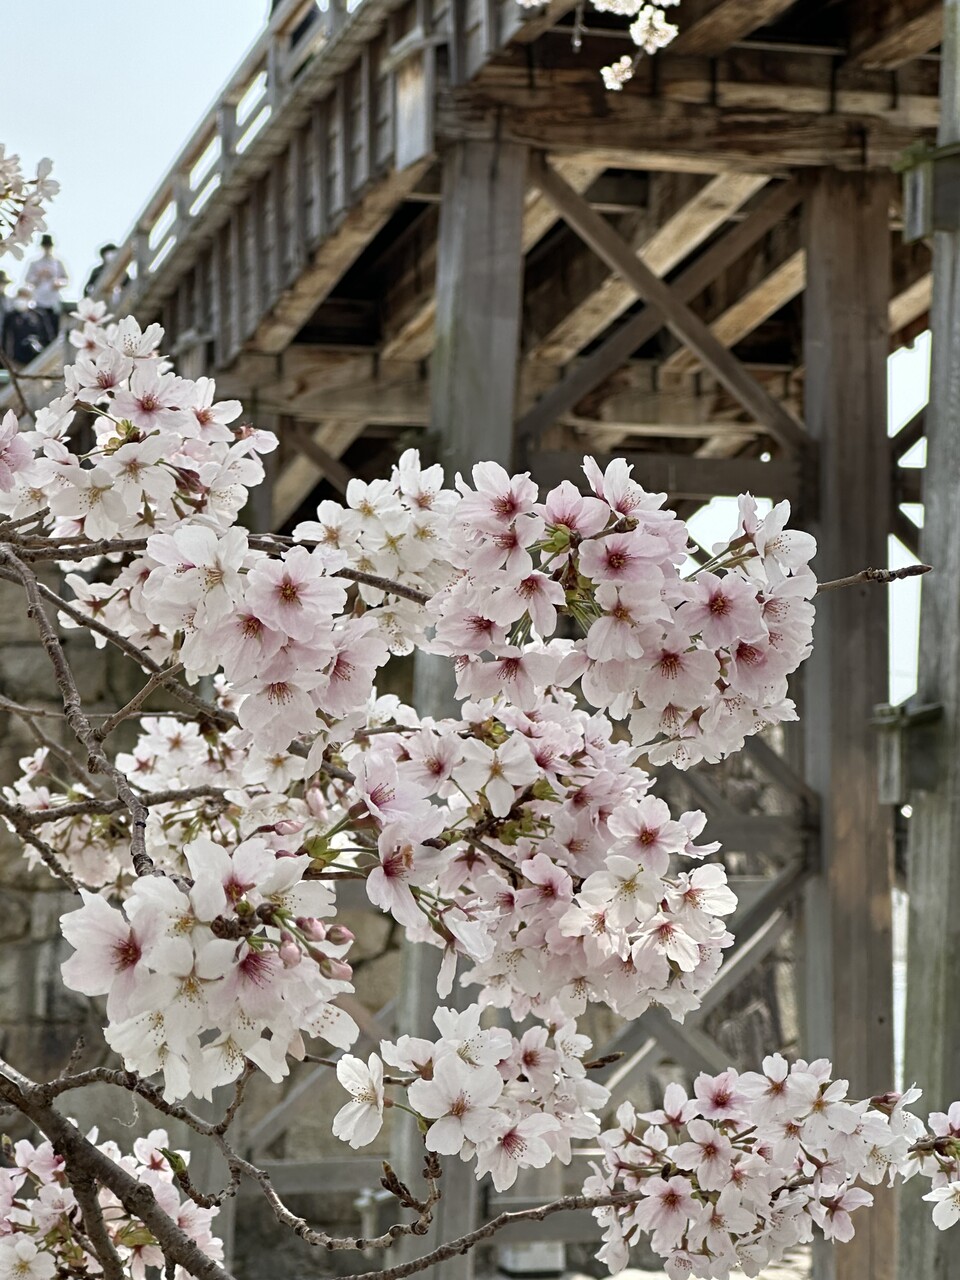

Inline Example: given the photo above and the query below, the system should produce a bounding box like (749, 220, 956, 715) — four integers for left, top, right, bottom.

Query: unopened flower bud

(296, 917, 327, 941)
(325, 925, 354, 946)
(319, 957, 353, 981)
(274, 819, 304, 836)
(279, 939, 301, 968)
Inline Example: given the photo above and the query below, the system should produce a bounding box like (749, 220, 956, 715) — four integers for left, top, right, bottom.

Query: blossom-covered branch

(0, 296, 953, 1280)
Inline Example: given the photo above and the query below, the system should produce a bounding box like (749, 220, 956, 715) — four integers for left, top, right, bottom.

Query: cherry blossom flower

(409, 1056, 504, 1154)
(474, 1112, 561, 1190)
(0, 411, 34, 491)
(332, 1054, 385, 1148)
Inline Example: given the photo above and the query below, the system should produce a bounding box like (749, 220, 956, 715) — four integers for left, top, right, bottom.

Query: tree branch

(93, 662, 184, 742)
(0, 1059, 236, 1280)
(69, 1161, 127, 1280)
(0, 546, 153, 875)
(816, 563, 932, 593)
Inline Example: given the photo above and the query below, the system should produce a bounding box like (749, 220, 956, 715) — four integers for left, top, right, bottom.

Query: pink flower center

(112, 932, 141, 971)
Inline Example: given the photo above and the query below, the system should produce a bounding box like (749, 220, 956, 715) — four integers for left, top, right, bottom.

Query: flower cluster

(0, 1129, 222, 1279)
(58, 833, 356, 1101)
(335, 1006, 606, 1190)
(514, 0, 679, 90)
(587, 1060, 960, 1278)
(0, 148, 58, 259)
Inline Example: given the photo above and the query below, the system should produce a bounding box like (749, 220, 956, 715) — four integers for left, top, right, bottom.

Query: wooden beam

(288, 419, 358, 494)
(661, 248, 805, 376)
(439, 76, 932, 172)
(533, 171, 768, 364)
(668, 0, 797, 55)
(272, 419, 366, 525)
(516, 178, 803, 446)
(890, 271, 933, 336)
(531, 449, 800, 502)
(802, 169, 895, 1280)
(851, 0, 942, 69)
(531, 155, 809, 452)
(525, 172, 705, 360)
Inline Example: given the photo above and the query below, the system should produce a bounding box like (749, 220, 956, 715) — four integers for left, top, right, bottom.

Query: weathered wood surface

(899, 6, 960, 1279)
(669, 0, 798, 55)
(801, 169, 896, 1280)
(851, 0, 943, 68)
(532, 155, 810, 452)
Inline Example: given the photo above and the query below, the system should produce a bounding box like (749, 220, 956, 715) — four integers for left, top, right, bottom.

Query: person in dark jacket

(2, 287, 49, 367)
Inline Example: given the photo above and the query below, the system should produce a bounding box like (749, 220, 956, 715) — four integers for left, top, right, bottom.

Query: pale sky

(1, 0, 269, 292)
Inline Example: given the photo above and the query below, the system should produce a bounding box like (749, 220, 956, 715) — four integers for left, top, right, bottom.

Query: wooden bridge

(6, 1, 953, 1277)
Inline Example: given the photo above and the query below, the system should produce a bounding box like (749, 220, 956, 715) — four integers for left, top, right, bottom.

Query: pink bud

(296, 917, 327, 941)
(274, 820, 304, 836)
(320, 958, 353, 981)
(279, 941, 301, 968)
(325, 925, 355, 946)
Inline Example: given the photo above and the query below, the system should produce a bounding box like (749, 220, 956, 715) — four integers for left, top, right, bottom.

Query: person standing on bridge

(25, 233, 68, 345)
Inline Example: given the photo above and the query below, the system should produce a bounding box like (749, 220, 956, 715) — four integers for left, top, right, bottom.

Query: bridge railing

(95, 0, 362, 310)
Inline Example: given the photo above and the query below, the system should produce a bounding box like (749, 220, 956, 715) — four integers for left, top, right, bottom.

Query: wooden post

(430, 139, 528, 477)
(392, 138, 529, 1280)
(801, 169, 896, 1280)
(899, 4, 960, 1277)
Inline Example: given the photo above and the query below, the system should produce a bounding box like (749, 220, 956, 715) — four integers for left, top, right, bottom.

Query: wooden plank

(531, 156, 809, 452)
(801, 169, 896, 1280)
(851, 0, 942, 68)
(534, 172, 768, 364)
(531, 449, 800, 503)
(515, 178, 803, 446)
(661, 248, 805, 376)
(668, 0, 797, 55)
(890, 270, 933, 335)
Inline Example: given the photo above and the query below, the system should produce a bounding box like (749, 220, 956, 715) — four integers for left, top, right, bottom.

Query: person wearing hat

(84, 242, 125, 299)
(25, 233, 68, 345)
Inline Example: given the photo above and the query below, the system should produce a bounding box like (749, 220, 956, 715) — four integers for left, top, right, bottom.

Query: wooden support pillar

(801, 170, 896, 1280)
(899, 4, 960, 1277)
(429, 138, 528, 477)
(396, 138, 529, 1280)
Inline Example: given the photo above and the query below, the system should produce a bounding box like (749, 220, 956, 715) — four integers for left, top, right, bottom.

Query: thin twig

(0, 792, 84, 891)
(93, 662, 184, 742)
(0, 546, 153, 875)
(19, 784, 229, 827)
(816, 563, 932, 593)
(327, 1188, 648, 1280)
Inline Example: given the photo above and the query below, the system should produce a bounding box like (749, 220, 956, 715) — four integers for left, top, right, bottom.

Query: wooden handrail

(92, 0, 358, 304)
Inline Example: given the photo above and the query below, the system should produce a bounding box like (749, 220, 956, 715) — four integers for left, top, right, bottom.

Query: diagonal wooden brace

(530, 153, 811, 456)
(515, 176, 803, 451)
